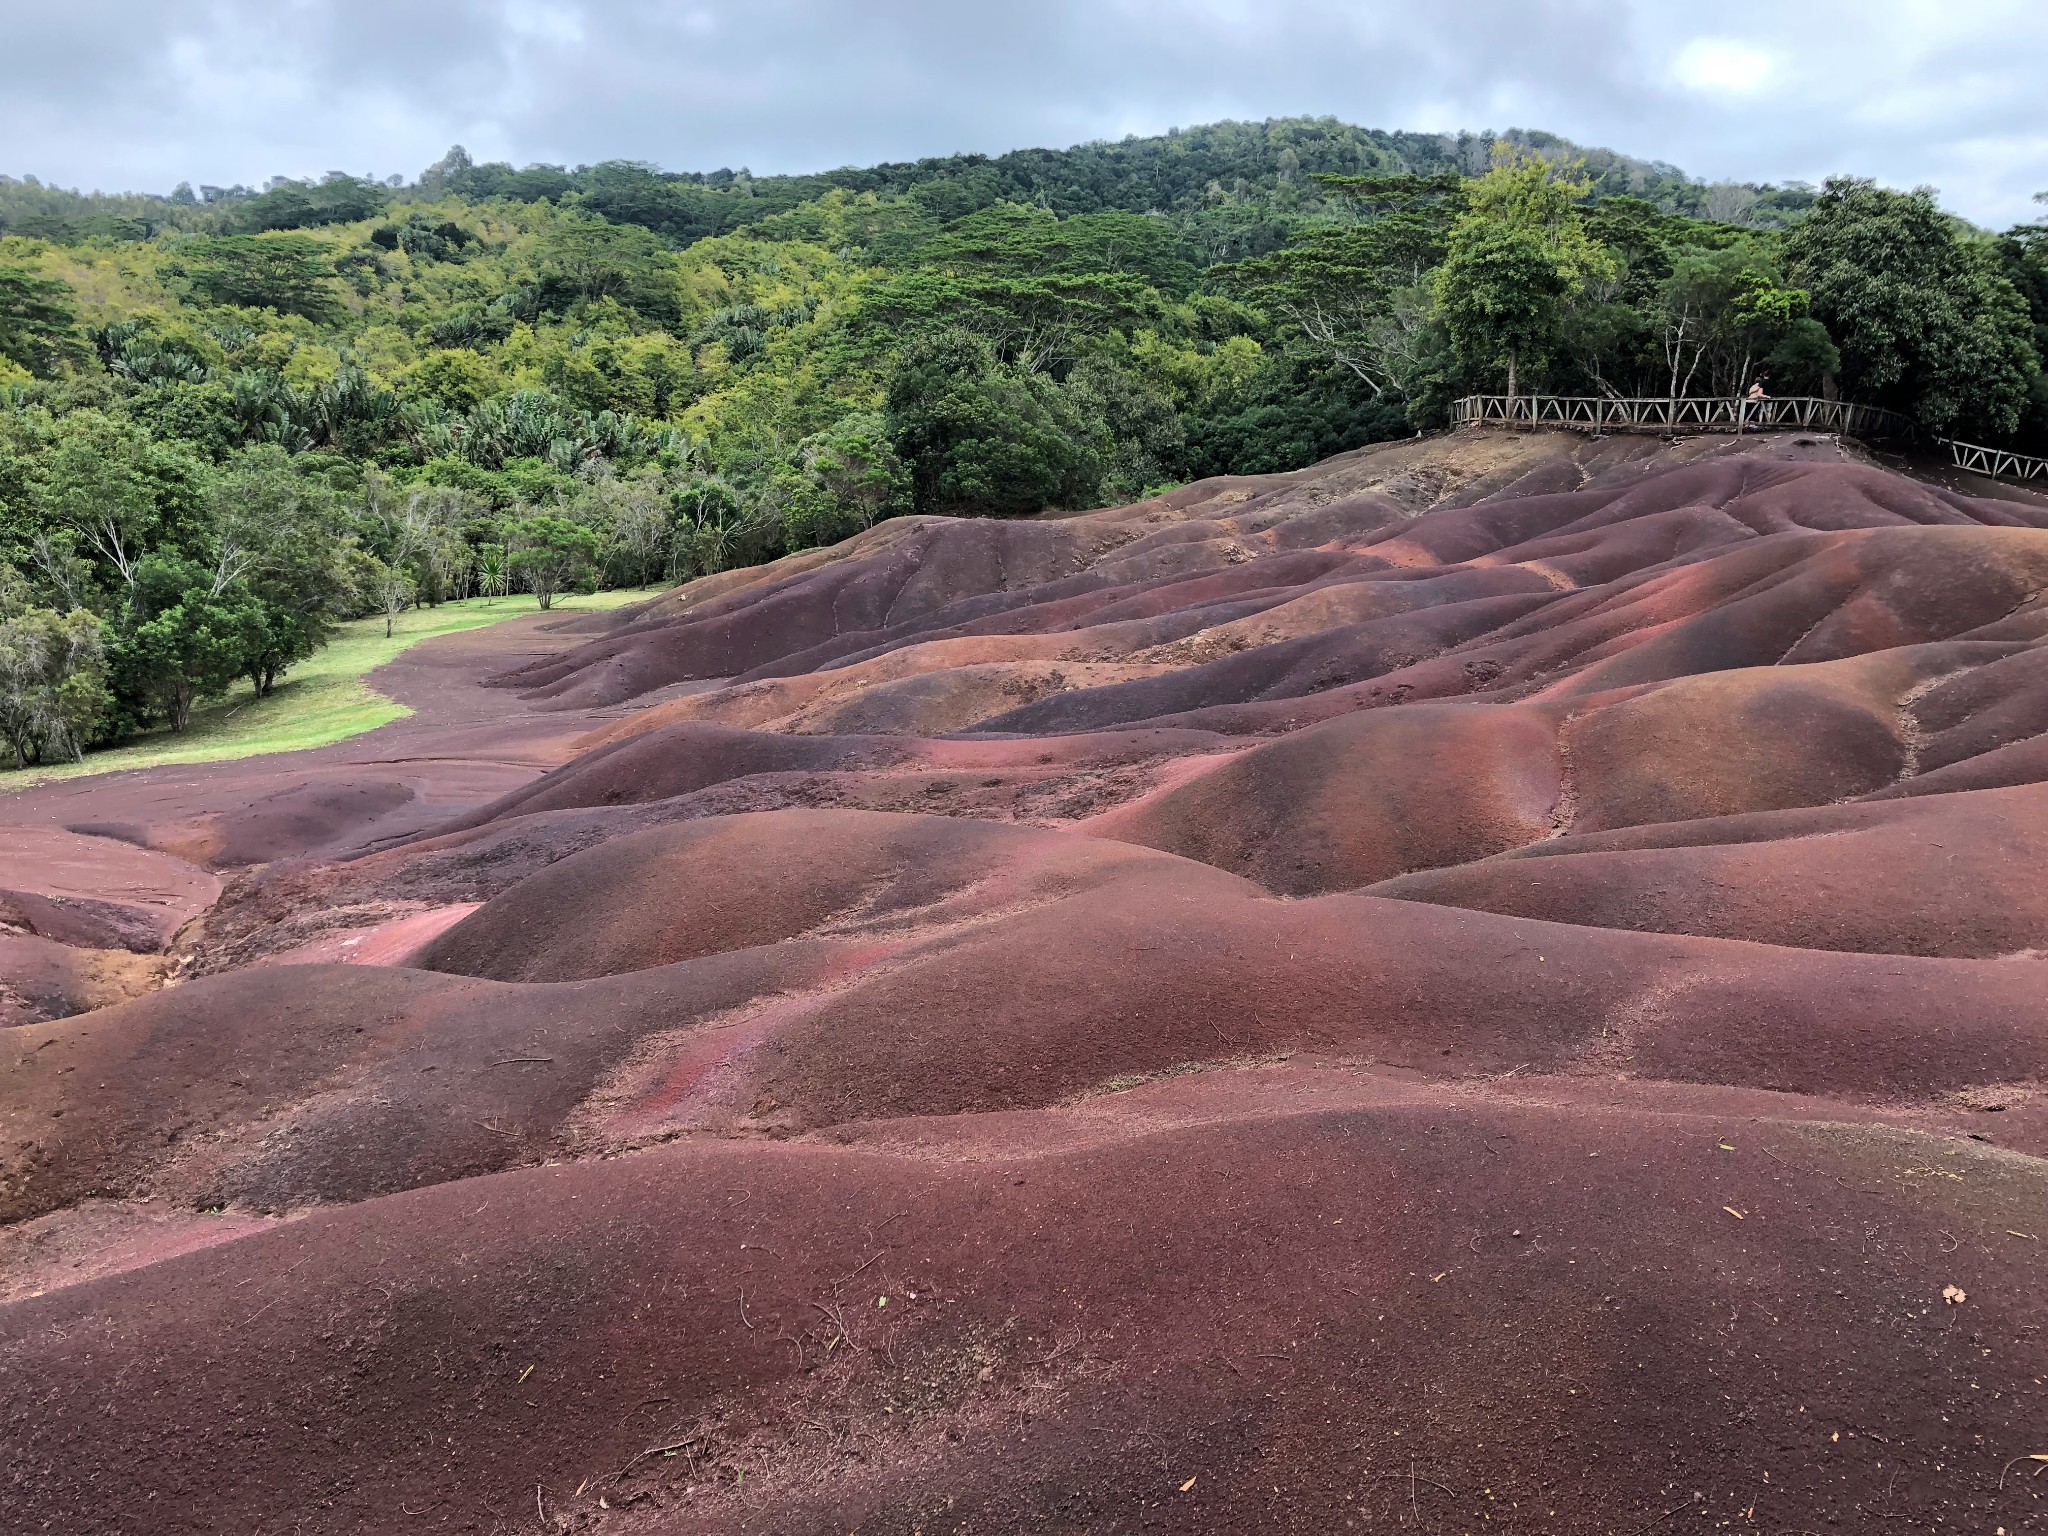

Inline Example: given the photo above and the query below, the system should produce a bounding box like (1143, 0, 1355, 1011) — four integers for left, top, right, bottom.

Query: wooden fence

(1944, 438, 2048, 484)
(1450, 394, 2048, 488)
(1450, 394, 1914, 440)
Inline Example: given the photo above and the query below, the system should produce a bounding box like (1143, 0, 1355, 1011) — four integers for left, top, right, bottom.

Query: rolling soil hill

(4, 427, 2048, 1534)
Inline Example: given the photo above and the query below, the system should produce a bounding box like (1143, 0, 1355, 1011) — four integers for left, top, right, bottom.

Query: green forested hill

(0, 120, 2042, 770)
(2, 119, 1813, 248)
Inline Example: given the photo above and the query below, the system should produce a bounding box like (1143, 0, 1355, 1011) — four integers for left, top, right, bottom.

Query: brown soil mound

(7, 1074, 2044, 1535)
(7, 429, 2048, 1534)
(0, 825, 219, 948)
(0, 933, 167, 1027)
(16, 810, 2042, 1234)
(1371, 779, 2048, 956)
(413, 809, 1251, 982)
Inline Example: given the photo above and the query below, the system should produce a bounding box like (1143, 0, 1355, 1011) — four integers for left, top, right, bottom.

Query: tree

(533, 221, 680, 323)
(1788, 179, 2041, 439)
(0, 571, 109, 767)
(884, 331, 1105, 515)
(181, 234, 345, 322)
(1430, 151, 1619, 403)
(1996, 199, 2048, 450)
(361, 557, 416, 639)
(672, 477, 755, 577)
(913, 204, 1202, 297)
(207, 447, 355, 694)
(854, 205, 1188, 374)
(1764, 318, 1842, 397)
(0, 266, 80, 376)
(1213, 175, 1463, 402)
(475, 543, 511, 599)
(774, 414, 912, 550)
(233, 174, 390, 232)
(362, 477, 479, 609)
(30, 412, 209, 589)
(572, 476, 674, 587)
(508, 514, 602, 608)
(109, 557, 258, 731)
(1217, 229, 1439, 401)
(1434, 225, 1568, 400)
(1457, 152, 1614, 290)
(1065, 360, 1185, 501)
(1655, 246, 1830, 398)
(403, 348, 501, 413)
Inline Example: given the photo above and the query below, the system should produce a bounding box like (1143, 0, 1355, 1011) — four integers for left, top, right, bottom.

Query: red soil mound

(8, 429, 2048, 1534)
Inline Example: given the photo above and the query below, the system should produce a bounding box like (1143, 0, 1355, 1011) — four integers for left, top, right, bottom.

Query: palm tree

(476, 544, 511, 600)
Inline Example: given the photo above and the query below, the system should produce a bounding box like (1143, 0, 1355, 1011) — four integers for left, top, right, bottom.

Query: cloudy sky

(5, 0, 2045, 227)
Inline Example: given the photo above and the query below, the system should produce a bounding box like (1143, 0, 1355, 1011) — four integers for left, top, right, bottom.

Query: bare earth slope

(5, 428, 2048, 1535)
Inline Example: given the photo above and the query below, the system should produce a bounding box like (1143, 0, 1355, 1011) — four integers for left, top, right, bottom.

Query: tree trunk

(1507, 349, 1519, 404)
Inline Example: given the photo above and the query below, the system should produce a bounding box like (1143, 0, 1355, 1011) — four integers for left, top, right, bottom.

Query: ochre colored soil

(5, 429, 2047, 1534)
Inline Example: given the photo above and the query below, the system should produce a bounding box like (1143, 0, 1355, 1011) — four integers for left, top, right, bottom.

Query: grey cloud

(1, 0, 2043, 226)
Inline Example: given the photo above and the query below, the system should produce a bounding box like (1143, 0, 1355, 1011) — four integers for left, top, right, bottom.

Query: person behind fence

(1741, 374, 1771, 431)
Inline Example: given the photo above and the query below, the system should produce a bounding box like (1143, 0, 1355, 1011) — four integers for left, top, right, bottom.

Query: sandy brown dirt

(5, 428, 2048, 1534)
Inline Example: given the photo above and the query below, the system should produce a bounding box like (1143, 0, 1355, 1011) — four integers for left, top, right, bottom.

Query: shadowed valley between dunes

(5, 426, 2048, 1534)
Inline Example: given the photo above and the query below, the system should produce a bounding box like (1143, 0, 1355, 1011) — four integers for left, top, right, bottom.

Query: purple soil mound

(6, 429, 2048, 1534)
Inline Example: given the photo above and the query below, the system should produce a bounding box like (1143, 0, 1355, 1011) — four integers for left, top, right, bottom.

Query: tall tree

(1655, 246, 1832, 398)
(1788, 178, 2041, 439)
(30, 412, 208, 590)
(533, 221, 680, 323)
(0, 567, 109, 767)
(508, 514, 602, 609)
(181, 234, 345, 322)
(0, 266, 80, 376)
(206, 447, 355, 694)
(109, 557, 258, 731)
(1213, 177, 1459, 402)
(884, 331, 1105, 515)
(1434, 226, 1568, 400)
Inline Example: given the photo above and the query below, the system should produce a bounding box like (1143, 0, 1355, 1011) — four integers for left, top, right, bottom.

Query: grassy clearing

(1, 589, 650, 791)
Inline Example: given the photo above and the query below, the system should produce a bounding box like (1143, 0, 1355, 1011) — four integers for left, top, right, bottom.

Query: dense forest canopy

(1, 118, 2043, 769)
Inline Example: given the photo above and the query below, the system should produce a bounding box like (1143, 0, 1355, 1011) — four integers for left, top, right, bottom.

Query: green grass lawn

(1, 589, 651, 791)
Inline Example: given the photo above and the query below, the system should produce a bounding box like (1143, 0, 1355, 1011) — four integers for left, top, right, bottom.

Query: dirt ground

(4, 428, 2047, 1534)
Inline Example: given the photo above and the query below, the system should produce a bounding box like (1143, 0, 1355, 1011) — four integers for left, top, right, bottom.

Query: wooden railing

(1451, 393, 1915, 440)
(1945, 438, 2048, 484)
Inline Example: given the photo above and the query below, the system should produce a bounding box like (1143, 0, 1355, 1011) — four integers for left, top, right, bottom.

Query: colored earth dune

(4, 426, 2047, 1533)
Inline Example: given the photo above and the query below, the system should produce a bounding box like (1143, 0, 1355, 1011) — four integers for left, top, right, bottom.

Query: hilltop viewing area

(1452, 391, 1911, 439)
(1454, 393, 2048, 481)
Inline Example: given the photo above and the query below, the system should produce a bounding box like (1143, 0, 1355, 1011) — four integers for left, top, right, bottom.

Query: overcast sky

(5, 0, 2045, 228)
